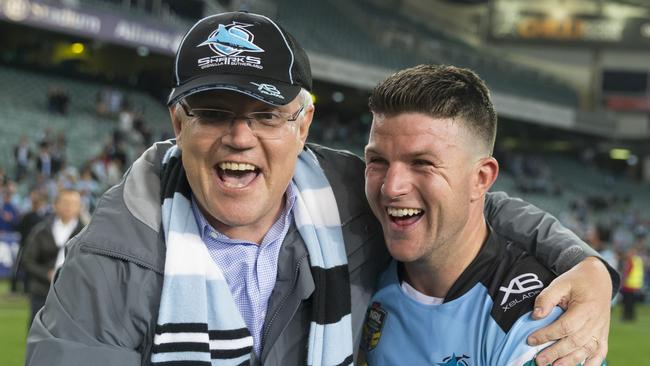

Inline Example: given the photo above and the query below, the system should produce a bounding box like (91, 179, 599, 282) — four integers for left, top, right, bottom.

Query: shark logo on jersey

(437, 353, 470, 366)
(361, 302, 387, 351)
(198, 22, 264, 56)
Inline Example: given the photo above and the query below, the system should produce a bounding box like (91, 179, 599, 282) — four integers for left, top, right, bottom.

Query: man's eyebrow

(364, 146, 380, 155)
(406, 151, 436, 159)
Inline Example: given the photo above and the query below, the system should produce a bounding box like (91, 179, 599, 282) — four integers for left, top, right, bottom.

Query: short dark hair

(369, 64, 497, 154)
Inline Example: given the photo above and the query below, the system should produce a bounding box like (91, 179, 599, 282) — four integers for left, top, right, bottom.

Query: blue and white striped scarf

(152, 145, 353, 366)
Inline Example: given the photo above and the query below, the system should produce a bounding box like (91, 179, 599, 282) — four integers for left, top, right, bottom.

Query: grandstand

(0, 0, 646, 215)
(0, 1, 649, 365)
(272, 0, 579, 107)
(0, 66, 169, 169)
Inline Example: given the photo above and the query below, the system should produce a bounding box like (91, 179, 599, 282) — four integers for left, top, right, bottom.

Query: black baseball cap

(167, 12, 312, 107)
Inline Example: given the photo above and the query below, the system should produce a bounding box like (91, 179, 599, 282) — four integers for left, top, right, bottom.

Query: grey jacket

(25, 141, 617, 366)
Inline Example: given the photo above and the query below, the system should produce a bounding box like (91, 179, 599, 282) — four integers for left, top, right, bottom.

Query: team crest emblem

(361, 302, 387, 351)
(198, 22, 264, 56)
(437, 353, 470, 366)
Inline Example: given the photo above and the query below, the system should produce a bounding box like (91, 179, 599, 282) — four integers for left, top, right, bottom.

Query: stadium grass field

(1, 280, 648, 365)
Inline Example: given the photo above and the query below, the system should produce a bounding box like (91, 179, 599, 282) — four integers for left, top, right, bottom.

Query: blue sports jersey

(362, 230, 563, 366)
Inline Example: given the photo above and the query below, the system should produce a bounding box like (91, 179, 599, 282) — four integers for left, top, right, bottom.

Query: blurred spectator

(620, 245, 645, 322)
(51, 132, 67, 174)
(76, 165, 99, 213)
(0, 186, 19, 232)
(105, 157, 124, 187)
(0, 166, 6, 186)
(509, 153, 558, 195)
(36, 127, 54, 147)
(14, 135, 32, 182)
(11, 190, 49, 293)
(46, 85, 69, 115)
(587, 224, 618, 272)
(117, 103, 135, 137)
(36, 142, 53, 178)
(95, 87, 124, 117)
(22, 189, 84, 326)
(559, 201, 588, 240)
(133, 117, 152, 147)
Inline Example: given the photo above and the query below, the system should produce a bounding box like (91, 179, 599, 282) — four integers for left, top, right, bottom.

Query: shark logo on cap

(198, 22, 264, 56)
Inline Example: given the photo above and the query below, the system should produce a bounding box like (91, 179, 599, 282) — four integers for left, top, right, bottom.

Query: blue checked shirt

(191, 183, 297, 357)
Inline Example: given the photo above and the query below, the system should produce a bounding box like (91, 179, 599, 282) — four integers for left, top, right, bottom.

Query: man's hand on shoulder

(527, 257, 611, 366)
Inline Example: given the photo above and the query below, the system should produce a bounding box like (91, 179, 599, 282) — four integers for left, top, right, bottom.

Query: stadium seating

(274, 0, 578, 107)
(274, 0, 415, 70)
(350, 0, 579, 107)
(493, 154, 650, 220)
(0, 66, 169, 169)
(71, 0, 579, 107)
(78, 0, 194, 29)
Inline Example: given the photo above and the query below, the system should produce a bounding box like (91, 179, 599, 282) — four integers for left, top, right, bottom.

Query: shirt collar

(191, 182, 298, 245)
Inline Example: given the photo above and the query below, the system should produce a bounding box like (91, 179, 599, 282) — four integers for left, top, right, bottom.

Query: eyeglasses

(179, 99, 304, 139)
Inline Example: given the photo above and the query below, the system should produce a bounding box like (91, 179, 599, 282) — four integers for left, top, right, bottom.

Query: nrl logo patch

(361, 302, 387, 351)
(198, 22, 264, 56)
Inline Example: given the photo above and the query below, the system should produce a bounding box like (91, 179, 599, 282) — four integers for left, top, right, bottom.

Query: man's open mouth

(215, 161, 261, 188)
(386, 207, 424, 226)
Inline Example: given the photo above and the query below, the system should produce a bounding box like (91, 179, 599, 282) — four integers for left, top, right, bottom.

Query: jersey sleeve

(492, 306, 563, 366)
(484, 191, 620, 296)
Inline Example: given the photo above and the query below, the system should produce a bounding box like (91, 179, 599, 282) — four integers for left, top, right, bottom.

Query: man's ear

(297, 104, 314, 152)
(471, 156, 499, 202)
(169, 106, 183, 148)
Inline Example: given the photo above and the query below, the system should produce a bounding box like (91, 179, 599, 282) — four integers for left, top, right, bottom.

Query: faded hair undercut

(369, 64, 497, 155)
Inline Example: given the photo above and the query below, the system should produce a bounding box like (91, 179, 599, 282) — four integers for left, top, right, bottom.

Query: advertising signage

(0, 0, 187, 55)
(488, 0, 650, 48)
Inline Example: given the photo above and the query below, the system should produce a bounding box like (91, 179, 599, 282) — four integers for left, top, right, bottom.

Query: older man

(27, 12, 616, 366)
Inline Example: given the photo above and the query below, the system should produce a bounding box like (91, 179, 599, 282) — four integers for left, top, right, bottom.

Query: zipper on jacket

(260, 254, 308, 353)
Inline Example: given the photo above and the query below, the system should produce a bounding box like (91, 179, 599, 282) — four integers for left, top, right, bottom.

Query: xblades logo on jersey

(198, 22, 264, 56)
(499, 273, 544, 311)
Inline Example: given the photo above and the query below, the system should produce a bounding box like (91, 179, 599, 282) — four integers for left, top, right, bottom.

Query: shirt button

(209, 232, 218, 239)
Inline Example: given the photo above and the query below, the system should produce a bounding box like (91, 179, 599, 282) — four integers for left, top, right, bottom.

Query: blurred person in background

(620, 243, 645, 322)
(46, 85, 69, 115)
(588, 224, 619, 273)
(11, 189, 49, 293)
(22, 189, 84, 327)
(14, 135, 33, 183)
(26, 12, 618, 366)
(0, 185, 19, 232)
(36, 141, 53, 179)
(76, 165, 99, 213)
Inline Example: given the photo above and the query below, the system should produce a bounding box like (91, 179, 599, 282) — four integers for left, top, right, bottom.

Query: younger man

(362, 65, 603, 365)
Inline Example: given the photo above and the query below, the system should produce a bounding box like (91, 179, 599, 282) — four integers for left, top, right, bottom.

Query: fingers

(528, 304, 588, 346)
(584, 322, 610, 366)
(532, 278, 570, 320)
(533, 329, 586, 365)
(535, 336, 606, 366)
(531, 311, 609, 366)
(538, 345, 589, 366)
(583, 339, 608, 366)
